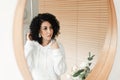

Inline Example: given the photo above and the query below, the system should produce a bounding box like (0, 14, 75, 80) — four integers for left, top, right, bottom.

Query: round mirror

(13, 0, 117, 80)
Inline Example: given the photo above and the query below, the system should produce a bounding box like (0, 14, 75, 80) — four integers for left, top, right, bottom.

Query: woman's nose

(47, 28, 51, 33)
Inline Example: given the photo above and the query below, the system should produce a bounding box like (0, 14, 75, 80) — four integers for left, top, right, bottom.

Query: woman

(24, 13, 66, 80)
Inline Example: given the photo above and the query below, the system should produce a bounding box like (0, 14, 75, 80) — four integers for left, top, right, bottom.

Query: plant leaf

(92, 55, 95, 58)
(72, 69, 84, 77)
(88, 63, 92, 66)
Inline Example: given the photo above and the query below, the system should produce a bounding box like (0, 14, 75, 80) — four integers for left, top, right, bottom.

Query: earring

(39, 34, 41, 38)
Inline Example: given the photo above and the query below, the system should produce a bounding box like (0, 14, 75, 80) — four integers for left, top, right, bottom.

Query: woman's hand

(26, 32, 32, 40)
(51, 41, 59, 49)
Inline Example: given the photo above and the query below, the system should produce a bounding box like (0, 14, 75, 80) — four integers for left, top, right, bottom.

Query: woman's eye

(42, 26, 53, 30)
(43, 27, 47, 30)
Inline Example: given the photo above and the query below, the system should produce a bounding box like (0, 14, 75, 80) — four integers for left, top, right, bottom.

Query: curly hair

(29, 13, 60, 44)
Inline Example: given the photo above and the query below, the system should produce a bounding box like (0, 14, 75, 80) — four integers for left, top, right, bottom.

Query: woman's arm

(24, 33, 36, 71)
(24, 32, 34, 57)
(51, 41, 67, 76)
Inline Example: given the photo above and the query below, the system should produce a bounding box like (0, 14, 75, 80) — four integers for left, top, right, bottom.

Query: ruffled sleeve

(24, 40, 37, 71)
(52, 42, 67, 76)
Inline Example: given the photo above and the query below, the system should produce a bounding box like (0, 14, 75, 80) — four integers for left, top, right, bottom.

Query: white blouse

(24, 40, 66, 80)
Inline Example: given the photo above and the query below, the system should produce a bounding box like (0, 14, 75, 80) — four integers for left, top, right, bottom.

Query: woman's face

(40, 21, 53, 42)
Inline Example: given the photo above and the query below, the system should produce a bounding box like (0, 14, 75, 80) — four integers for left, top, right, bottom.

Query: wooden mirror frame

(13, 0, 117, 80)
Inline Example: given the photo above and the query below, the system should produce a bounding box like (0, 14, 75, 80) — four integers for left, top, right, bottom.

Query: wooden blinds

(39, 0, 109, 79)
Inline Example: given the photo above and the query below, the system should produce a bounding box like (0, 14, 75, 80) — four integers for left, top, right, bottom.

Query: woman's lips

(47, 35, 51, 37)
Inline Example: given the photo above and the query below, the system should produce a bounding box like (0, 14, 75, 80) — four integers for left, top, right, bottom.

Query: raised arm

(24, 33, 36, 71)
(51, 41, 67, 76)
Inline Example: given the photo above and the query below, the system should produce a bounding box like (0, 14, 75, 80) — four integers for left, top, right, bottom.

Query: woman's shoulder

(25, 40, 40, 48)
(51, 39, 64, 49)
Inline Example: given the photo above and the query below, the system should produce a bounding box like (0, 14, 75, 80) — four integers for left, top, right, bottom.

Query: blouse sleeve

(24, 40, 37, 71)
(52, 42, 67, 76)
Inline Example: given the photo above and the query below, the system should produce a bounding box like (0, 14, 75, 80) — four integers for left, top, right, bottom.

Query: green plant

(72, 52, 95, 80)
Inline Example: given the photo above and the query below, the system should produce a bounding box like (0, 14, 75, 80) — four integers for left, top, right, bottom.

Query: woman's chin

(47, 37, 52, 40)
(46, 38, 52, 41)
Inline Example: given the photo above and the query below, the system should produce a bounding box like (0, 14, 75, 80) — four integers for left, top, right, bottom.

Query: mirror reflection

(24, 13, 66, 80)
(23, 0, 108, 80)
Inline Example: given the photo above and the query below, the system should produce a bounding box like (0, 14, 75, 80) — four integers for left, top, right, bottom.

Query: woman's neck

(42, 40, 51, 46)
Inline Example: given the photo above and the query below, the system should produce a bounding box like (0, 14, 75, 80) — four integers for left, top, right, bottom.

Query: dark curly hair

(29, 13, 60, 44)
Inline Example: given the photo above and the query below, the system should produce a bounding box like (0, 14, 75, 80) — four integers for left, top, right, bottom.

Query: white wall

(0, 0, 23, 80)
(108, 0, 120, 80)
(0, 0, 120, 80)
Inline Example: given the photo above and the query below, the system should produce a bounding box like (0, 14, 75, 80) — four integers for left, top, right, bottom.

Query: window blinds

(39, 0, 109, 79)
